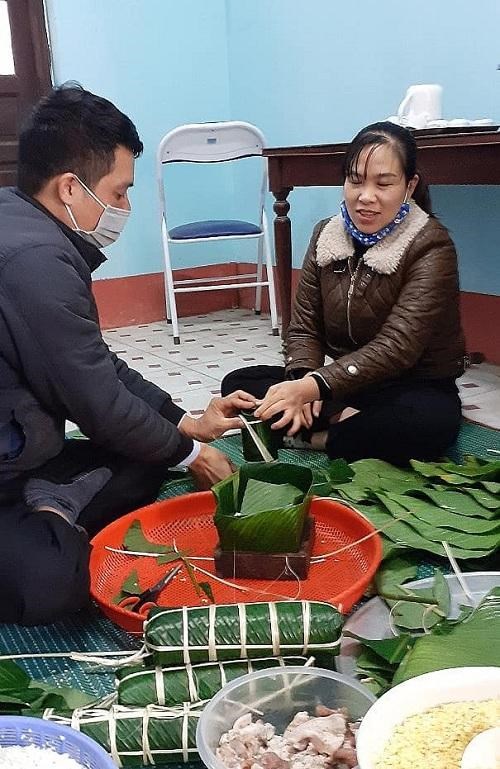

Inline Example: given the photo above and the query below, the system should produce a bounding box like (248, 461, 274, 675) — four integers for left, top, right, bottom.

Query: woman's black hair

(17, 83, 143, 196)
(343, 121, 432, 214)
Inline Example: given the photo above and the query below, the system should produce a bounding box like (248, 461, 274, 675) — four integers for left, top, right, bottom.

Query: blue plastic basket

(0, 716, 116, 768)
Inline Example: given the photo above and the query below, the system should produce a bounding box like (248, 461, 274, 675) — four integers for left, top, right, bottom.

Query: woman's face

(343, 142, 418, 234)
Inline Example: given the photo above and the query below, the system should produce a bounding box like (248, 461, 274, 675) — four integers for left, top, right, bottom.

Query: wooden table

(264, 131, 500, 332)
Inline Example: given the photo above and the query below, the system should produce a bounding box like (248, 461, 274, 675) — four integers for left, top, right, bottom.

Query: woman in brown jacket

(222, 122, 466, 465)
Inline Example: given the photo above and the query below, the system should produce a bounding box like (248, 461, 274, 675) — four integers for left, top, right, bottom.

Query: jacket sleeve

(284, 221, 327, 375)
(110, 353, 187, 424)
(2, 247, 194, 465)
(314, 224, 461, 397)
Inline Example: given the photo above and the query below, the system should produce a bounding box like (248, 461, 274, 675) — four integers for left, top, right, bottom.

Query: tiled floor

(102, 309, 283, 417)
(458, 362, 500, 430)
(101, 309, 500, 430)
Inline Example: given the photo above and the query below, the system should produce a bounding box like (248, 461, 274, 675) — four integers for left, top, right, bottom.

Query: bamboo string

(140, 706, 151, 765)
(441, 541, 476, 606)
(238, 603, 247, 659)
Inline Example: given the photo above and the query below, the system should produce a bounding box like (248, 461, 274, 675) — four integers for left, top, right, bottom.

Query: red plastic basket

(90, 492, 382, 633)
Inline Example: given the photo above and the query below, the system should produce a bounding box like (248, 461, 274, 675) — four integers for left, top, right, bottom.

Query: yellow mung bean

(376, 698, 500, 769)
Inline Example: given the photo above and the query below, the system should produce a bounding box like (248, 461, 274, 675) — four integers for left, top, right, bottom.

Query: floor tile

(144, 367, 220, 395)
(169, 387, 220, 415)
(102, 311, 500, 432)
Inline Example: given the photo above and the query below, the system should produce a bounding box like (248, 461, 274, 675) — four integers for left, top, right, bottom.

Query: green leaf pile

(327, 456, 500, 561)
(349, 586, 500, 695)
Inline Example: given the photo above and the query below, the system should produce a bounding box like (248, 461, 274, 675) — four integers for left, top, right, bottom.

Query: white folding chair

(157, 121, 279, 343)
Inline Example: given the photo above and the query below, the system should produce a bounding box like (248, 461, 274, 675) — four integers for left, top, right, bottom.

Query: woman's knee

(221, 365, 285, 399)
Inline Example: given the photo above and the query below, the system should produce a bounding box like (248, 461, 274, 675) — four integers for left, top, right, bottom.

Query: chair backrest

(157, 121, 265, 164)
(157, 121, 268, 230)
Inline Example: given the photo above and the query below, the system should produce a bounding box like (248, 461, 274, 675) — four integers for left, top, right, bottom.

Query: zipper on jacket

(347, 258, 362, 344)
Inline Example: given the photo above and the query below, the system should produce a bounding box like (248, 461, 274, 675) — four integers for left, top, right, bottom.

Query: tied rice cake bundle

(116, 655, 310, 707)
(43, 704, 203, 767)
(144, 600, 343, 665)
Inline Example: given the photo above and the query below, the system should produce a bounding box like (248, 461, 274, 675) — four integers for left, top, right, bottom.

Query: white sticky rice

(0, 744, 83, 768)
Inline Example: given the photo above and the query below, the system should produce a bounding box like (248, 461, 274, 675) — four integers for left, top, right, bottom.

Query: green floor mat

(1, 420, 498, 767)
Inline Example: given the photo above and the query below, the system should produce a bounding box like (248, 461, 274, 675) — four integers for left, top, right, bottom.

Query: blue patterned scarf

(340, 200, 410, 246)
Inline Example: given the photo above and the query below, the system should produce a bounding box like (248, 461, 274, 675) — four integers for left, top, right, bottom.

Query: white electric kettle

(397, 84, 443, 129)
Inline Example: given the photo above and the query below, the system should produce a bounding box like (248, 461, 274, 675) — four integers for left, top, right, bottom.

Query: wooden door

(0, 0, 51, 186)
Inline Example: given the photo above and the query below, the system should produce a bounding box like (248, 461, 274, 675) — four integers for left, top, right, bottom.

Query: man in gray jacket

(0, 85, 254, 625)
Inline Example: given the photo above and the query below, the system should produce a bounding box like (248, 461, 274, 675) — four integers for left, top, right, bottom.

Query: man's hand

(254, 378, 320, 436)
(188, 444, 235, 490)
(179, 390, 256, 442)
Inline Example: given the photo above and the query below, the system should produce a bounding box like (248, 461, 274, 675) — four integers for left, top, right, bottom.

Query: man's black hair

(17, 83, 143, 195)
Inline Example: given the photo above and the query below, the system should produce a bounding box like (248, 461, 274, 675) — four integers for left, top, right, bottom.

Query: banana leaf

(332, 459, 427, 502)
(392, 587, 500, 684)
(411, 458, 500, 484)
(143, 600, 343, 665)
(375, 555, 419, 597)
(116, 655, 310, 707)
(43, 703, 203, 766)
(0, 660, 94, 715)
(379, 493, 500, 551)
(213, 462, 314, 553)
(390, 570, 450, 631)
(240, 479, 303, 515)
(356, 503, 497, 559)
(417, 488, 500, 522)
(346, 634, 415, 697)
(463, 486, 500, 509)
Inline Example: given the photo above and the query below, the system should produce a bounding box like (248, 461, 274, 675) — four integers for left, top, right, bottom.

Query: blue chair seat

(169, 219, 262, 240)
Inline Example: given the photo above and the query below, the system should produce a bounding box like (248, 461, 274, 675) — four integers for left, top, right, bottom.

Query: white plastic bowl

(356, 666, 500, 769)
(196, 666, 376, 769)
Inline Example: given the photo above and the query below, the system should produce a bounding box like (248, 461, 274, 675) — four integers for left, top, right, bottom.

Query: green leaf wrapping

(43, 703, 203, 766)
(144, 600, 343, 665)
(392, 587, 500, 684)
(116, 655, 310, 707)
(213, 463, 314, 553)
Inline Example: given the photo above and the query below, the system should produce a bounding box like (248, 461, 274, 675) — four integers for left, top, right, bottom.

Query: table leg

(272, 187, 293, 335)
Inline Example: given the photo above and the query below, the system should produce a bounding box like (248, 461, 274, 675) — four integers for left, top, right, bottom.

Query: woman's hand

(301, 400, 323, 429)
(180, 390, 256, 442)
(254, 378, 320, 435)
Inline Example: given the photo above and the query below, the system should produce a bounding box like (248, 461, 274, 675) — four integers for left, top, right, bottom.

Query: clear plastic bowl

(196, 665, 376, 769)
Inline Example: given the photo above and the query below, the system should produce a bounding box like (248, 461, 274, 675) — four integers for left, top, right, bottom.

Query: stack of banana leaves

(0, 600, 344, 766)
(347, 576, 500, 696)
(321, 455, 500, 696)
(325, 455, 500, 563)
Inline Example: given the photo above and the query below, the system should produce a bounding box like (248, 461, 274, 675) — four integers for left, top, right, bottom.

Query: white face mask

(65, 175, 130, 248)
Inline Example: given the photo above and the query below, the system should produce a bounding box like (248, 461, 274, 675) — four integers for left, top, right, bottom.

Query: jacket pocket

(0, 390, 64, 474)
(0, 415, 25, 461)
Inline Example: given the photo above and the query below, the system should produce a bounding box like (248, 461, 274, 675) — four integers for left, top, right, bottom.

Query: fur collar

(316, 201, 429, 275)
